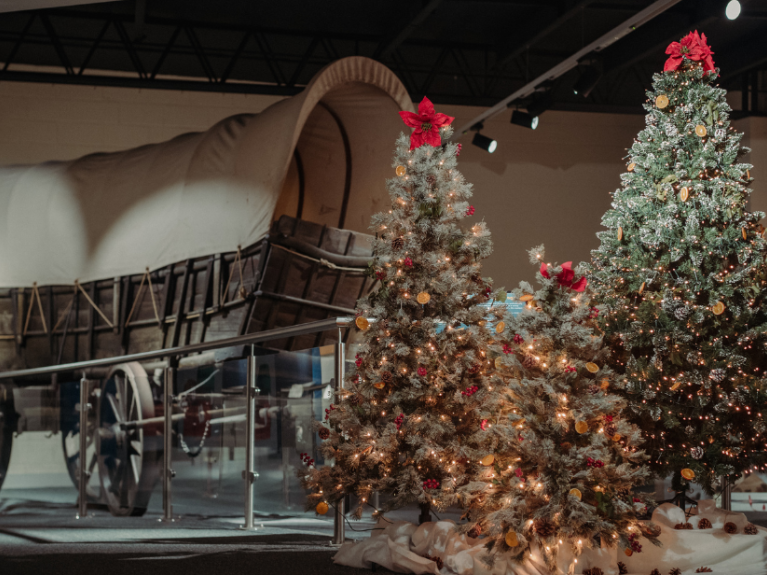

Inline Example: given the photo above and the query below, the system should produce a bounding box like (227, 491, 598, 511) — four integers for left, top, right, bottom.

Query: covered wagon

(0, 56, 413, 516)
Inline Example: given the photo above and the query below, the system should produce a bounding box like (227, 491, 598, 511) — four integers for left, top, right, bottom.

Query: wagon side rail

(0, 315, 354, 544)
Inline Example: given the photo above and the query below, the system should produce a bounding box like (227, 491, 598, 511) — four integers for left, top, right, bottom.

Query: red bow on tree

(664, 31, 715, 73)
(399, 97, 455, 150)
(540, 261, 587, 292)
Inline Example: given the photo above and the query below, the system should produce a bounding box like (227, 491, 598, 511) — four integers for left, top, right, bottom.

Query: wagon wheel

(0, 393, 14, 492)
(62, 381, 100, 500)
(97, 362, 159, 517)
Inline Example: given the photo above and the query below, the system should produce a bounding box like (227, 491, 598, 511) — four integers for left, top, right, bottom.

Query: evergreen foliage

(301, 121, 501, 519)
(459, 248, 655, 571)
(589, 43, 767, 492)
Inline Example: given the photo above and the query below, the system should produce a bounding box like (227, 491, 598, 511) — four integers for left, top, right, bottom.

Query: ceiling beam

(494, 0, 597, 70)
(451, 0, 683, 139)
(374, 0, 444, 60)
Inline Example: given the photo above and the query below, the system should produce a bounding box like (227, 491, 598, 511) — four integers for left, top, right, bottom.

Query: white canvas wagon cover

(0, 57, 413, 287)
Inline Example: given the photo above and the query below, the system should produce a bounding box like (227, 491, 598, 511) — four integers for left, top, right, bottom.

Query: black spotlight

(510, 110, 539, 130)
(573, 65, 602, 98)
(472, 132, 497, 153)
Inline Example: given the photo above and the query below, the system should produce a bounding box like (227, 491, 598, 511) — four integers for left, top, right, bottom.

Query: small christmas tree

(460, 248, 655, 572)
(589, 31, 767, 493)
(301, 98, 500, 520)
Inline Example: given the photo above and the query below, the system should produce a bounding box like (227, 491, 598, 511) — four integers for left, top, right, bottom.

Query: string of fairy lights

(590, 61, 767, 486)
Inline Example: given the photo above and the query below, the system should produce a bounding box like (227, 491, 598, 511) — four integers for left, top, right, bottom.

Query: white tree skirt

(333, 501, 767, 575)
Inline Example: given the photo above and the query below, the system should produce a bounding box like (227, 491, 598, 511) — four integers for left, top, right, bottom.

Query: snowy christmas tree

(301, 98, 501, 520)
(459, 248, 655, 572)
(590, 31, 767, 493)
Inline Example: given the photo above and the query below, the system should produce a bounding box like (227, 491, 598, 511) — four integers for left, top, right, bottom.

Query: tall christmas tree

(301, 98, 501, 520)
(459, 248, 655, 572)
(589, 31, 767, 493)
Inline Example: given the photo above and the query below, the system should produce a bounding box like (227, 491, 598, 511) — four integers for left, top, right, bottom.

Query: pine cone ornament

(691, 446, 704, 460)
(745, 524, 758, 535)
(381, 371, 393, 383)
(617, 562, 628, 575)
(467, 524, 481, 538)
(533, 518, 556, 538)
(709, 368, 726, 383)
(426, 555, 443, 570)
(604, 423, 617, 438)
(318, 427, 330, 440)
(674, 306, 688, 320)
(349, 394, 363, 406)
(697, 518, 712, 529)
(685, 425, 695, 436)
(523, 355, 537, 368)
(392, 237, 404, 250)
(650, 569, 661, 575)
(670, 569, 681, 575)
(674, 522, 693, 530)
(426, 175, 437, 186)
(696, 568, 712, 573)
(583, 569, 603, 575)
(588, 384, 600, 395)
(724, 522, 738, 534)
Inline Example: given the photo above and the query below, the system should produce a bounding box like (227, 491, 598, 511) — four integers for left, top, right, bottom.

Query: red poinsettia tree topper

(540, 261, 587, 292)
(664, 30, 715, 74)
(399, 97, 455, 150)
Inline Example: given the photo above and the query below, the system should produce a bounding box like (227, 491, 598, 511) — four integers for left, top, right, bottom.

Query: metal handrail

(0, 316, 353, 380)
(2, 314, 355, 541)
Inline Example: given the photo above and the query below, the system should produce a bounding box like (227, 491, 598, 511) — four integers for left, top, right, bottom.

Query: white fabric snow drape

(334, 501, 767, 575)
(0, 57, 413, 287)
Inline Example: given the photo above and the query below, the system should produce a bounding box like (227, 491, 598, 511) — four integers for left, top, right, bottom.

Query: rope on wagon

(23, 282, 48, 335)
(271, 243, 365, 273)
(51, 285, 77, 333)
(75, 279, 114, 328)
(221, 246, 245, 306)
(125, 267, 161, 327)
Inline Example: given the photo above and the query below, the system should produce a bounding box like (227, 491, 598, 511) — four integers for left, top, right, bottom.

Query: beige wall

(0, 81, 764, 290)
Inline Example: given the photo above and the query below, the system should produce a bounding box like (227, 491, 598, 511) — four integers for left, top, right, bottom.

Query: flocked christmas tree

(301, 98, 503, 520)
(589, 31, 767, 493)
(458, 248, 655, 572)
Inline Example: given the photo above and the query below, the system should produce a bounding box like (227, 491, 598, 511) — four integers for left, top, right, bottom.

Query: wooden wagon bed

(0, 215, 375, 373)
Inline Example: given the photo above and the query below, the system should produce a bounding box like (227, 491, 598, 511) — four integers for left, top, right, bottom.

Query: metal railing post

(332, 326, 346, 546)
(721, 476, 731, 511)
(76, 373, 90, 519)
(241, 346, 259, 530)
(161, 360, 177, 522)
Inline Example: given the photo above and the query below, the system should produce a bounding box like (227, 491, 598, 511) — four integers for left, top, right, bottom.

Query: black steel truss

(0, 0, 765, 113)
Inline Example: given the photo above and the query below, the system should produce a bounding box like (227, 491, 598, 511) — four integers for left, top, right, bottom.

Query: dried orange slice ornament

(417, 292, 431, 305)
(316, 502, 329, 515)
(627, 162, 636, 172)
(681, 468, 696, 481)
(617, 226, 623, 241)
(355, 316, 370, 330)
(575, 421, 589, 434)
(495, 321, 506, 334)
(743, 228, 748, 240)
(712, 301, 726, 315)
(481, 454, 495, 466)
(600, 379, 610, 390)
(695, 125, 707, 137)
(639, 282, 645, 295)
(586, 362, 599, 374)
(396, 165, 407, 176)
(625, 548, 634, 557)
(569, 488, 582, 500)
(680, 187, 689, 202)
(494, 357, 504, 369)
(612, 434, 622, 442)
(505, 532, 520, 547)
(655, 94, 669, 109)
(373, 381, 385, 389)
(519, 294, 534, 302)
